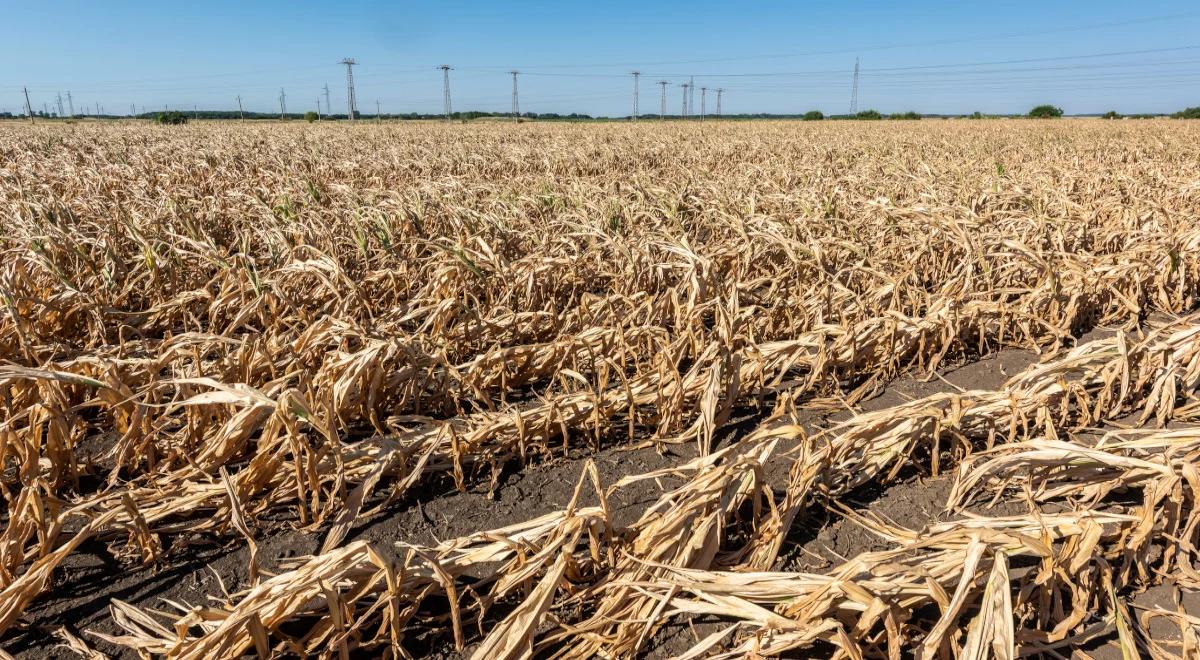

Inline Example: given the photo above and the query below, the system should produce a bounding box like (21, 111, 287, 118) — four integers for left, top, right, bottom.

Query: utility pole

(341, 58, 358, 121)
(376, 99, 381, 121)
(850, 57, 860, 115)
(509, 70, 519, 122)
(439, 65, 453, 121)
(716, 88, 723, 117)
(317, 99, 322, 121)
(279, 88, 287, 120)
(323, 84, 331, 118)
(56, 93, 65, 118)
(631, 71, 640, 121)
(23, 87, 33, 122)
(66, 91, 74, 118)
(658, 81, 669, 119)
(680, 83, 688, 119)
(236, 95, 244, 122)
(700, 87, 706, 122)
(193, 105, 198, 121)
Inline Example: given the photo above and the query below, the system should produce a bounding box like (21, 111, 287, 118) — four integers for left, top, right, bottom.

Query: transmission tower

(699, 87, 707, 122)
(658, 81, 669, 119)
(509, 70, 520, 122)
(689, 76, 695, 119)
(631, 71, 640, 121)
(439, 65, 453, 121)
(279, 88, 287, 120)
(376, 99, 381, 121)
(193, 105, 198, 121)
(680, 83, 689, 119)
(66, 91, 74, 118)
(56, 93, 65, 118)
(130, 103, 136, 117)
(850, 57, 860, 115)
(341, 58, 358, 121)
(23, 87, 33, 121)
(716, 88, 724, 117)
(323, 84, 331, 117)
(236, 95, 244, 122)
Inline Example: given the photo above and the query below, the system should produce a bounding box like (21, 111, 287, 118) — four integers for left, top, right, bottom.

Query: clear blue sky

(3, 1, 1198, 116)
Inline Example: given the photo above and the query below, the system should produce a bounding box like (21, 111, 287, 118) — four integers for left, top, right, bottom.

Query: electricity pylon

(631, 71, 640, 121)
(342, 58, 358, 121)
(439, 65, 453, 121)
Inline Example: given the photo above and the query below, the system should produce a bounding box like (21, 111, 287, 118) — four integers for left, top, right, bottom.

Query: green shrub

(304, 111, 319, 123)
(802, 110, 824, 121)
(1101, 111, 1122, 120)
(1028, 105, 1064, 118)
(889, 111, 921, 120)
(155, 111, 188, 125)
(854, 110, 882, 120)
(1172, 107, 1200, 119)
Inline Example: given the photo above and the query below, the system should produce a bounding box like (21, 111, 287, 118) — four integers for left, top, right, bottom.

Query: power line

(443, 45, 1200, 85)
(443, 11, 1200, 70)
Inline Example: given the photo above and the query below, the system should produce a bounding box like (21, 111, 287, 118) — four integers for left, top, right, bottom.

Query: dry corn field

(1, 118, 1200, 659)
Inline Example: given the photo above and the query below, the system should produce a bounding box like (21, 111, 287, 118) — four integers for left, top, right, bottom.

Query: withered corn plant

(0, 119, 1198, 657)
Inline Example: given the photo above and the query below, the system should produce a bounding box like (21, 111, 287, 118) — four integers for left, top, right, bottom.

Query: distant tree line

(6, 105, 1200, 122)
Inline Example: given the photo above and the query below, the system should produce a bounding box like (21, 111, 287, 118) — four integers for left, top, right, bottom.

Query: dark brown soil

(1078, 585, 1200, 659)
